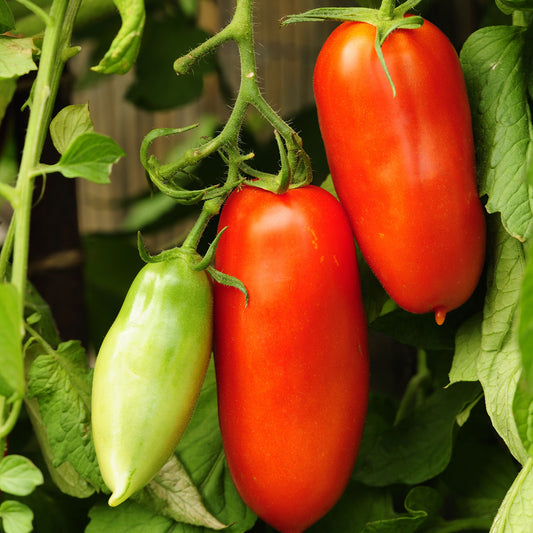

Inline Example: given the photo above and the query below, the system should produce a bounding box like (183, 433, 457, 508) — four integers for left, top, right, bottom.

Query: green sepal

(136, 232, 184, 264)
(192, 227, 227, 272)
(188, 227, 249, 305)
(281, 3, 424, 97)
(281, 7, 378, 25)
(137, 232, 154, 264)
(240, 130, 312, 193)
(138, 217, 249, 304)
(207, 265, 249, 307)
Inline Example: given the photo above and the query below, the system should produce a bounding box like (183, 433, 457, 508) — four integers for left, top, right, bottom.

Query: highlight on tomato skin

(313, 17, 487, 326)
(213, 184, 369, 533)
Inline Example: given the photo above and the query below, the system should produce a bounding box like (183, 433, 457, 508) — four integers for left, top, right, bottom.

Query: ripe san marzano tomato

(313, 17, 486, 325)
(213, 185, 369, 533)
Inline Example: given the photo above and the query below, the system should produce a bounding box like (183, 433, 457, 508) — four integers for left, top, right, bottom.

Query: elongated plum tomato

(91, 255, 212, 506)
(214, 185, 369, 533)
(313, 18, 486, 325)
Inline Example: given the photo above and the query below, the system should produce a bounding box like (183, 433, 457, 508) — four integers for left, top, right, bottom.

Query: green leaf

(461, 26, 533, 241)
(0, 455, 43, 496)
(0, 283, 24, 400)
(513, 378, 533, 455)
(92, 0, 145, 74)
(86, 500, 178, 532)
(21, 284, 93, 498)
(135, 455, 226, 529)
(126, 16, 215, 111)
(308, 482, 397, 532)
(370, 309, 456, 351)
(518, 237, 533, 453)
(449, 313, 483, 384)
(52, 132, 125, 183)
(25, 395, 96, 497)
(50, 103, 94, 155)
(519, 242, 533, 393)
(0, 36, 37, 78)
(27, 341, 105, 493)
(478, 219, 528, 464)
(0, 500, 33, 533)
(0, 0, 15, 33)
(441, 409, 518, 526)
(24, 280, 61, 349)
(353, 382, 481, 486)
(175, 362, 256, 531)
(497, 0, 533, 14)
(491, 457, 533, 532)
(360, 487, 441, 533)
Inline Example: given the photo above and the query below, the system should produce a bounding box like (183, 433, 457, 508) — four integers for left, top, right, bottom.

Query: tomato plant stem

(11, 0, 82, 311)
(379, 0, 395, 19)
(182, 151, 243, 253)
(512, 11, 531, 26)
(154, 0, 311, 198)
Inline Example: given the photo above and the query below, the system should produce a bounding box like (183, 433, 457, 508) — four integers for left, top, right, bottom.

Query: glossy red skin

(214, 185, 368, 533)
(313, 18, 486, 323)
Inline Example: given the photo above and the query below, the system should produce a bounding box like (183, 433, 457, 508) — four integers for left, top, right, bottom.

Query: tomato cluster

(91, 11, 486, 533)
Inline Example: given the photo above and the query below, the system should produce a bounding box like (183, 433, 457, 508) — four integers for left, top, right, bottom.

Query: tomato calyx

(282, 0, 425, 97)
(136, 231, 249, 305)
(236, 130, 312, 195)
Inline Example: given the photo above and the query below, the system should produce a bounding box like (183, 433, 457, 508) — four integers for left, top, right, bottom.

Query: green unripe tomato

(91, 253, 213, 506)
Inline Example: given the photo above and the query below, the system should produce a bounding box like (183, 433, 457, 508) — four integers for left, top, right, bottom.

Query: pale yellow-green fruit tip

(107, 478, 133, 507)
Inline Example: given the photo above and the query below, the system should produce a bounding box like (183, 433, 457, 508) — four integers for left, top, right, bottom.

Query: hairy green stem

(182, 147, 244, 252)
(379, 0, 396, 19)
(11, 0, 82, 311)
(158, 0, 256, 175)
(158, 0, 310, 191)
(25, 322, 56, 356)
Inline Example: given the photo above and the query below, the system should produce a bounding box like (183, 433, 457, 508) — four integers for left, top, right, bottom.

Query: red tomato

(214, 185, 368, 533)
(313, 18, 486, 325)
